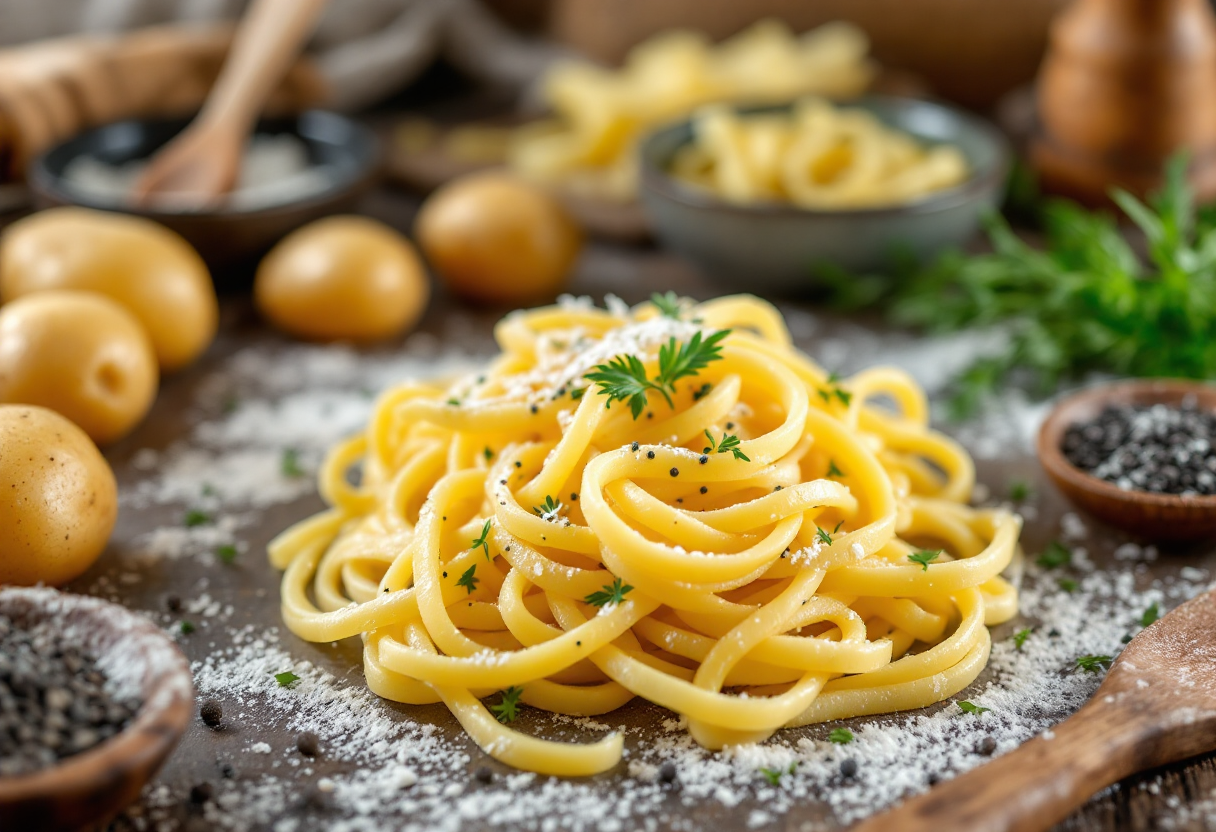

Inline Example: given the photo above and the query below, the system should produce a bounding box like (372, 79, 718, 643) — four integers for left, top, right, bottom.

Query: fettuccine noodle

(270, 295, 1021, 775)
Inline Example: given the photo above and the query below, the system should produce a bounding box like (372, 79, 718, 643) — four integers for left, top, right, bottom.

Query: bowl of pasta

(638, 96, 1010, 292)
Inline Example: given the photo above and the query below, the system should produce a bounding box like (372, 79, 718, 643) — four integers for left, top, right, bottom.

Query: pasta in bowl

(638, 97, 1010, 290)
(269, 294, 1021, 776)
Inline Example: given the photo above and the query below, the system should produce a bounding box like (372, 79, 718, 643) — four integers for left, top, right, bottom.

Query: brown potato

(0, 405, 118, 586)
(255, 216, 430, 342)
(0, 291, 158, 446)
(415, 172, 582, 305)
(0, 207, 217, 371)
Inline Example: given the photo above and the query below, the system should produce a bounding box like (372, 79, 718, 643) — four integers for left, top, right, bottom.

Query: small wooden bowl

(1037, 379, 1216, 541)
(0, 587, 194, 831)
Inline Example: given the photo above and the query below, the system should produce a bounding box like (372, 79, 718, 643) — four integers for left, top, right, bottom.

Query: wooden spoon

(852, 588, 1216, 832)
(131, 0, 328, 207)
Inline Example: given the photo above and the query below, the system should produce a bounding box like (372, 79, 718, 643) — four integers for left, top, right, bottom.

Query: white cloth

(0, 0, 560, 110)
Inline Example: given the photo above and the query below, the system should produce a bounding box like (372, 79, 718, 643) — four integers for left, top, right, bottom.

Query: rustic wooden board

(23, 186, 1213, 831)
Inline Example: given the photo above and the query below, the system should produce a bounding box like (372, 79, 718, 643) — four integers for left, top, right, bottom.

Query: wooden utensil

(1037, 379, 1216, 541)
(132, 0, 329, 206)
(851, 587, 1216, 832)
(1032, 0, 1216, 204)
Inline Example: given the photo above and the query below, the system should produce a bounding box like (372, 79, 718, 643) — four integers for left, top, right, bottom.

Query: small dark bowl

(28, 110, 381, 268)
(638, 96, 1010, 293)
(1038, 379, 1216, 541)
(0, 586, 194, 831)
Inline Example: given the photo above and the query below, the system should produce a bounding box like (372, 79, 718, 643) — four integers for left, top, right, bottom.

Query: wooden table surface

(35, 176, 1213, 832)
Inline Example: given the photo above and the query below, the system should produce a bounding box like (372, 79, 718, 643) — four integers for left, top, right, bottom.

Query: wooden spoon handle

(850, 700, 1142, 832)
(198, 0, 328, 131)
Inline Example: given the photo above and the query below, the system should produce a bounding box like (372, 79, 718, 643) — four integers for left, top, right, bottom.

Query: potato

(254, 216, 429, 342)
(0, 291, 158, 445)
(0, 207, 217, 371)
(0, 405, 118, 586)
(415, 172, 582, 305)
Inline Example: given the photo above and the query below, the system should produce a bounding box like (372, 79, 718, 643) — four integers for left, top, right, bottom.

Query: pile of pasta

(270, 295, 1021, 776)
(508, 20, 875, 202)
(671, 98, 970, 209)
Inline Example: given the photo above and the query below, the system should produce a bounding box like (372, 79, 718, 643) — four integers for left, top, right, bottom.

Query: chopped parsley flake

(702, 429, 750, 461)
(456, 564, 479, 595)
(216, 544, 238, 564)
(585, 576, 632, 607)
(184, 509, 211, 527)
(281, 448, 305, 478)
(1140, 602, 1160, 627)
(907, 549, 941, 571)
(958, 701, 990, 715)
(470, 519, 492, 559)
(1036, 541, 1071, 569)
(828, 728, 854, 744)
(826, 460, 844, 478)
(1076, 654, 1112, 674)
(491, 686, 524, 723)
(1013, 627, 1033, 650)
(274, 671, 300, 687)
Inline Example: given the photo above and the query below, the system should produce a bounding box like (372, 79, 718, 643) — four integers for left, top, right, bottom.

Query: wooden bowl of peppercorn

(1038, 379, 1216, 541)
(0, 586, 194, 832)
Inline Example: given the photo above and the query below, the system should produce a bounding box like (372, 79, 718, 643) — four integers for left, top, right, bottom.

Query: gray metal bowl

(638, 96, 1010, 294)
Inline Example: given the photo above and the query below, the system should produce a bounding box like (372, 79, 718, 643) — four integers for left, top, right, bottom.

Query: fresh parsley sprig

(1140, 602, 1161, 628)
(470, 519, 492, 559)
(456, 564, 479, 595)
(1013, 627, 1033, 650)
(703, 430, 750, 461)
(828, 728, 854, 744)
(652, 291, 683, 319)
(533, 495, 563, 518)
(585, 576, 633, 607)
(1075, 654, 1113, 674)
(907, 549, 941, 571)
(958, 701, 990, 715)
(584, 330, 730, 419)
(491, 686, 523, 724)
(1036, 541, 1071, 569)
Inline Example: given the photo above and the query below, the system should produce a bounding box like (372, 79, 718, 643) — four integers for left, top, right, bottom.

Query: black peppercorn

(474, 765, 493, 784)
(296, 731, 321, 757)
(840, 758, 858, 779)
(658, 761, 677, 784)
(200, 699, 222, 728)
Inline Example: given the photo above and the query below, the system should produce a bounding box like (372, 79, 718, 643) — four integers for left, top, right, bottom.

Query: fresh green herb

(703, 430, 750, 461)
(1036, 541, 1071, 569)
(824, 155, 1216, 416)
(826, 460, 844, 478)
(692, 382, 713, 401)
(470, 519, 491, 559)
(958, 701, 990, 715)
(456, 564, 479, 595)
(1008, 479, 1032, 502)
(201, 483, 216, 497)
(585, 576, 633, 607)
(816, 527, 834, 546)
(1140, 602, 1161, 628)
(281, 448, 304, 478)
(1013, 627, 1033, 650)
(179, 620, 195, 635)
(570, 387, 585, 400)
(828, 728, 854, 744)
(652, 291, 683, 319)
(184, 509, 211, 527)
(584, 330, 730, 418)
(483, 446, 494, 462)
(216, 544, 238, 564)
(446, 398, 461, 407)
(759, 766, 786, 786)
(908, 549, 941, 571)
(533, 495, 563, 518)
(274, 671, 300, 687)
(834, 388, 853, 406)
(491, 686, 523, 724)
(1076, 654, 1113, 674)
(1057, 578, 1079, 593)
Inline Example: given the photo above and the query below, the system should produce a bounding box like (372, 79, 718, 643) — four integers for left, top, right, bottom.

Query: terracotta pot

(1033, 0, 1216, 202)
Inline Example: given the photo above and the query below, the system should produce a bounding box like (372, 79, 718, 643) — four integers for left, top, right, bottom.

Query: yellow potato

(0, 207, 217, 371)
(0, 291, 158, 446)
(255, 216, 430, 342)
(0, 404, 117, 586)
(415, 172, 582, 305)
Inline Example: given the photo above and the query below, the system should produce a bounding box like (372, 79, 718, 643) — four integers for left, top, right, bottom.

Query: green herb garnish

(184, 509, 211, 527)
(816, 527, 834, 546)
(533, 495, 563, 518)
(828, 728, 854, 744)
(446, 398, 461, 407)
(216, 544, 238, 564)
(584, 330, 730, 418)
(585, 576, 633, 607)
(274, 671, 300, 687)
(1013, 627, 1033, 650)
(1057, 578, 1079, 593)
(570, 387, 586, 400)
(1140, 602, 1161, 628)
(825, 155, 1216, 416)
(1036, 541, 1071, 569)
(703, 430, 750, 461)
(826, 460, 844, 478)
(908, 549, 941, 571)
(281, 448, 304, 478)
(491, 686, 523, 723)
(470, 519, 491, 559)
(1076, 654, 1113, 674)
(483, 446, 494, 462)
(179, 620, 195, 635)
(759, 766, 786, 786)
(456, 564, 479, 595)
(652, 291, 683, 319)
(958, 701, 990, 715)
(1008, 480, 1032, 502)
